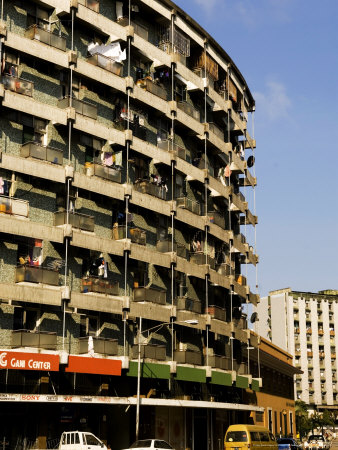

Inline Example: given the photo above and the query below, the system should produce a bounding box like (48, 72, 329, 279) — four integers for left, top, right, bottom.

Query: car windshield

(308, 436, 324, 441)
(154, 441, 172, 449)
(84, 434, 102, 446)
(278, 439, 294, 444)
(130, 440, 152, 448)
(226, 432, 248, 442)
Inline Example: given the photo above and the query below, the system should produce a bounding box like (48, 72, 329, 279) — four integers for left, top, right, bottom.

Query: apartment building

(0, 0, 259, 448)
(255, 288, 338, 409)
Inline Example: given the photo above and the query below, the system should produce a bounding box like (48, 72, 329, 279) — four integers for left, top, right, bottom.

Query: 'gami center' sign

(0, 351, 59, 371)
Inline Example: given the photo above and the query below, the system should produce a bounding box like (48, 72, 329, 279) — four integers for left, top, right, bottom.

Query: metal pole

(136, 317, 142, 440)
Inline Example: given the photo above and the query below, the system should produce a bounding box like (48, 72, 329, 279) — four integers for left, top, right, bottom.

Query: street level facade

(0, 0, 261, 448)
(255, 288, 338, 410)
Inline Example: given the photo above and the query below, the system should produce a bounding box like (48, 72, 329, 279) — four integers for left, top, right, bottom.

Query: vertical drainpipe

(63, 5, 75, 352)
(227, 66, 234, 371)
(204, 40, 209, 369)
(170, 9, 176, 381)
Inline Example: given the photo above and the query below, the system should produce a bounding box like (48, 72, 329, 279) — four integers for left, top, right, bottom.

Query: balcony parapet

(0, 195, 29, 218)
(133, 287, 166, 305)
(79, 336, 118, 355)
(12, 330, 57, 350)
(15, 265, 59, 286)
(176, 296, 201, 314)
(25, 25, 66, 52)
(113, 225, 146, 245)
(87, 53, 123, 76)
(82, 276, 119, 296)
(21, 141, 63, 165)
(133, 179, 167, 200)
(2, 74, 33, 97)
(54, 210, 94, 232)
(58, 96, 97, 120)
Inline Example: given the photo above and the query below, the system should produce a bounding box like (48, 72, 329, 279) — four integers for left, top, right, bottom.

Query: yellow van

(224, 425, 278, 450)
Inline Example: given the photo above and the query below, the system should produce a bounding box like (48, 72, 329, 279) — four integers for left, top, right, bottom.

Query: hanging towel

(104, 152, 113, 166)
(0, 177, 4, 195)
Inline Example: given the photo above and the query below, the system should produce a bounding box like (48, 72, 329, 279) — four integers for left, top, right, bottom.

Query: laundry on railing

(88, 41, 126, 63)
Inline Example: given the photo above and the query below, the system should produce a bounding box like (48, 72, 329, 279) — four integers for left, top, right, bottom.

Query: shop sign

(65, 356, 122, 376)
(0, 351, 59, 371)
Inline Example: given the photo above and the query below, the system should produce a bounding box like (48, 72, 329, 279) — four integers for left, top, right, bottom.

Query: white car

(123, 439, 174, 450)
(59, 431, 107, 450)
(304, 435, 330, 450)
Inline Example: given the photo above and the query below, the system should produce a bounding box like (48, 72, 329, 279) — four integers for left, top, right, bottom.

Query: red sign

(66, 356, 122, 376)
(0, 351, 59, 371)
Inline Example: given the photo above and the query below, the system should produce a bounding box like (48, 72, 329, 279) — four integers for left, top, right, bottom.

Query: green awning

(210, 371, 232, 386)
(176, 366, 206, 383)
(127, 361, 170, 379)
(236, 375, 249, 389)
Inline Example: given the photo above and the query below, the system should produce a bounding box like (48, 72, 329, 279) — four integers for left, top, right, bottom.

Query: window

(27, 6, 50, 30)
(251, 432, 260, 442)
(84, 434, 101, 446)
(175, 173, 185, 198)
(13, 308, 38, 331)
(259, 432, 269, 442)
(226, 432, 247, 442)
(23, 118, 47, 145)
(80, 316, 98, 337)
(157, 216, 168, 241)
(133, 156, 148, 181)
(3, 50, 19, 77)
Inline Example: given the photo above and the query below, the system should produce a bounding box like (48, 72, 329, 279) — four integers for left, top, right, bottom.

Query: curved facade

(0, 0, 259, 448)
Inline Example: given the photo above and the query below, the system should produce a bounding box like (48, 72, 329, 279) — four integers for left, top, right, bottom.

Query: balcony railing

(193, 52, 218, 81)
(117, 17, 149, 40)
(176, 197, 201, 215)
(79, 337, 118, 355)
(208, 122, 224, 141)
(190, 252, 215, 270)
(159, 27, 190, 57)
(138, 78, 167, 100)
(86, 162, 122, 183)
(12, 330, 57, 350)
(113, 226, 146, 245)
(21, 142, 63, 165)
(156, 239, 187, 259)
(132, 344, 166, 361)
(25, 25, 66, 51)
(133, 287, 166, 305)
(54, 211, 95, 232)
(15, 265, 59, 285)
(133, 180, 167, 200)
(82, 276, 119, 296)
(176, 296, 201, 314)
(205, 305, 226, 322)
(216, 263, 233, 276)
(2, 74, 33, 96)
(58, 96, 97, 120)
(0, 195, 29, 217)
(208, 211, 225, 229)
(177, 101, 200, 121)
(87, 54, 123, 76)
(157, 140, 191, 162)
(78, 0, 99, 12)
(174, 350, 202, 365)
(208, 355, 231, 370)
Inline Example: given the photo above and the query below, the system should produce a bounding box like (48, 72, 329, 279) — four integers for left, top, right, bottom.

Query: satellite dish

(250, 312, 259, 323)
(247, 155, 255, 168)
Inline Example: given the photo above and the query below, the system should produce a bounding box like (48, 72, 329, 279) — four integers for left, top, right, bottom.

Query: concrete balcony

(133, 287, 166, 305)
(0, 195, 29, 217)
(176, 197, 201, 215)
(207, 122, 224, 141)
(176, 296, 201, 314)
(157, 140, 191, 163)
(87, 54, 123, 76)
(189, 252, 215, 270)
(79, 336, 118, 355)
(2, 74, 33, 96)
(86, 162, 122, 183)
(133, 180, 167, 200)
(174, 349, 202, 365)
(25, 25, 66, 52)
(137, 78, 167, 100)
(205, 305, 226, 322)
(82, 276, 119, 296)
(177, 101, 200, 122)
(12, 330, 57, 350)
(15, 265, 59, 286)
(20, 141, 63, 165)
(235, 274, 247, 286)
(156, 239, 187, 259)
(54, 210, 95, 232)
(113, 225, 146, 245)
(78, 0, 99, 12)
(132, 344, 166, 361)
(207, 211, 225, 229)
(58, 96, 97, 120)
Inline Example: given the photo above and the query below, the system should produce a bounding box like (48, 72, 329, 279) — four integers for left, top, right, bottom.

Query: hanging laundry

(114, 150, 123, 167)
(0, 177, 4, 195)
(104, 152, 113, 166)
(224, 165, 232, 177)
(88, 41, 126, 63)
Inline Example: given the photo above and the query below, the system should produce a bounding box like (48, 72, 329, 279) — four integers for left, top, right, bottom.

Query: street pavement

(331, 440, 338, 450)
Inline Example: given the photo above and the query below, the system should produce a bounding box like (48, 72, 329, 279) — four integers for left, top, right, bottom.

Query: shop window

(13, 307, 38, 331)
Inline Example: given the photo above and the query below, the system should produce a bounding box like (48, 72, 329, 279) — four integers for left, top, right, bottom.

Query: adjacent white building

(255, 288, 338, 408)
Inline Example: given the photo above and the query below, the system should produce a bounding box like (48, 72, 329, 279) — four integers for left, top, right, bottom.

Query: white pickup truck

(59, 431, 107, 450)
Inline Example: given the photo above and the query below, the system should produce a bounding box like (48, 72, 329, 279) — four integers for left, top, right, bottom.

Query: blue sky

(175, 0, 338, 296)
